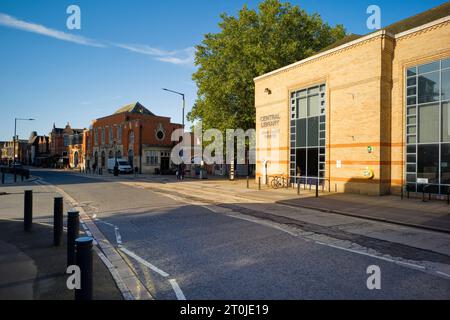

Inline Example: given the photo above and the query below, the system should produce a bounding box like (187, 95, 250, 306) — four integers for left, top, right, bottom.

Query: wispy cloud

(113, 43, 195, 66)
(0, 12, 195, 66)
(0, 13, 105, 47)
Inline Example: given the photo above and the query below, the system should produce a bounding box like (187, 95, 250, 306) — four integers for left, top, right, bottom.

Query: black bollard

(1, 172, 4, 184)
(14, 172, 17, 183)
(24, 190, 33, 232)
(246, 176, 249, 189)
(297, 179, 300, 195)
(54, 197, 64, 247)
(258, 177, 261, 190)
(75, 237, 94, 301)
(67, 210, 80, 267)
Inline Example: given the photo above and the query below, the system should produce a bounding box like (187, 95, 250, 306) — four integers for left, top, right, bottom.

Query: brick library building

(254, 3, 450, 196)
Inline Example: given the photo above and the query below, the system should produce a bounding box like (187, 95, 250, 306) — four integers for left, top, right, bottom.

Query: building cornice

(395, 15, 450, 40)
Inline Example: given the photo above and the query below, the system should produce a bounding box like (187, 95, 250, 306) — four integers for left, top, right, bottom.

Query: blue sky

(0, 0, 447, 140)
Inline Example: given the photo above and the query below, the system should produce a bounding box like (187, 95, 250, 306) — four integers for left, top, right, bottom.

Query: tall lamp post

(13, 118, 35, 163)
(162, 88, 185, 129)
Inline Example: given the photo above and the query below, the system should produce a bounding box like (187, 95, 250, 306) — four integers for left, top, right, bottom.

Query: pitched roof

(384, 2, 450, 35)
(114, 102, 155, 116)
(320, 2, 450, 53)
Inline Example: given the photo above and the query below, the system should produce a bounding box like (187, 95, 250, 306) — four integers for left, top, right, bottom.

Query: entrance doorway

(290, 84, 327, 186)
(74, 151, 79, 168)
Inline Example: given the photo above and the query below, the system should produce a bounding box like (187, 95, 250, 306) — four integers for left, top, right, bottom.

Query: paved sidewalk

(0, 219, 123, 300)
(0, 182, 123, 300)
(278, 194, 450, 234)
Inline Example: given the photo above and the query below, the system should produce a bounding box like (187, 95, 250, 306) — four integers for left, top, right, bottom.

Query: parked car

(107, 158, 133, 174)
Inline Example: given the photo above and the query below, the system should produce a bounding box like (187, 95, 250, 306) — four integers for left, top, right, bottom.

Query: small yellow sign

(363, 167, 375, 179)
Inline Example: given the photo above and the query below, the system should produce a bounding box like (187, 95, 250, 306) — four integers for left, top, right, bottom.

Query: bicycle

(271, 176, 287, 189)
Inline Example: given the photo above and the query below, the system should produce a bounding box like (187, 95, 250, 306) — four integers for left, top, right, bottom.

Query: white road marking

(436, 271, 450, 279)
(169, 279, 186, 300)
(315, 241, 426, 270)
(119, 247, 169, 278)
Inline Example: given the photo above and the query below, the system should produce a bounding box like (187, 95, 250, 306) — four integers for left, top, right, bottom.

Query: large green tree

(189, 0, 346, 132)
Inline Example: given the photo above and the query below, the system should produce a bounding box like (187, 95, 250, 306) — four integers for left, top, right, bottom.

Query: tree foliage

(188, 0, 346, 132)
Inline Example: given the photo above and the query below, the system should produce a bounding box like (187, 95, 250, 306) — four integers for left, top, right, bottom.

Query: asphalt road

(31, 169, 450, 300)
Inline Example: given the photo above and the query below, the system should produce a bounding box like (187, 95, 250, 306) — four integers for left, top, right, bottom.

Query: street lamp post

(162, 88, 185, 129)
(13, 118, 35, 164)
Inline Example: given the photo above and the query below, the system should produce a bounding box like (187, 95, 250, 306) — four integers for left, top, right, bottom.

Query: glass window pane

(407, 126, 416, 134)
(407, 164, 416, 173)
(442, 69, 450, 101)
(407, 78, 416, 86)
(307, 95, 319, 117)
(407, 97, 416, 106)
(297, 98, 307, 119)
(443, 102, 450, 142)
(407, 67, 417, 77)
(407, 154, 416, 163)
(418, 61, 440, 74)
(407, 136, 416, 144)
(296, 149, 306, 176)
(418, 72, 440, 104)
(407, 116, 416, 125)
(297, 90, 307, 97)
(406, 174, 416, 183)
(320, 123, 325, 131)
(407, 87, 416, 96)
(308, 87, 319, 95)
(442, 144, 450, 185)
(307, 148, 319, 178)
(417, 144, 439, 184)
(407, 107, 416, 115)
(443, 58, 450, 69)
(308, 117, 319, 147)
(407, 145, 416, 154)
(296, 119, 307, 147)
(419, 103, 439, 143)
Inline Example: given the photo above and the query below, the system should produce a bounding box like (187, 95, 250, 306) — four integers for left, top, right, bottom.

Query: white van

(107, 158, 133, 174)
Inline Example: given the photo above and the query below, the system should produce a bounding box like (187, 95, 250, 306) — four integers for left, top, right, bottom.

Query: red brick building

(85, 102, 182, 174)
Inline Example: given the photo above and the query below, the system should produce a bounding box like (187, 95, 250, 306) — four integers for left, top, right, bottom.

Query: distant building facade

(86, 102, 182, 174)
(0, 140, 28, 164)
(27, 131, 50, 166)
(49, 123, 84, 167)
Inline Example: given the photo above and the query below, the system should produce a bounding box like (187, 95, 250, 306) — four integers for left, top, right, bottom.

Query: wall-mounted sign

(367, 146, 374, 154)
(363, 167, 375, 179)
(417, 178, 429, 184)
(336, 160, 342, 168)
(260, 114, 280, 128)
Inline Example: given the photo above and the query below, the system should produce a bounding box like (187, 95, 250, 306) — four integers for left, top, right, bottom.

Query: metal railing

(0, 166, 30, 184)
(401, 183, 450, 205)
